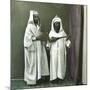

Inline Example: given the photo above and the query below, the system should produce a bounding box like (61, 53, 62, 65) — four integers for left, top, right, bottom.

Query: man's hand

(32, 37, 36, 41)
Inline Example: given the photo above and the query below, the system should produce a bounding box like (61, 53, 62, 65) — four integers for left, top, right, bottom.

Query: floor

(11, 77, 78, 90)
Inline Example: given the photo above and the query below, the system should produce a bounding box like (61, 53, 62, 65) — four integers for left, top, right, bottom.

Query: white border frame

(0, 0, 89, 90)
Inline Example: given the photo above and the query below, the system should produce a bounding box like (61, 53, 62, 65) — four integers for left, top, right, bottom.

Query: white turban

(49, 15, 66, 39)
(28, 10, 39, 24)
(51, 15, 63, 33)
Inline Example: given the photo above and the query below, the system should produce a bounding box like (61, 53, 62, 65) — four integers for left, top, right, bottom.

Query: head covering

(49, 15, 66, 38)
(51, 15, 63, 33)
(28, 10, 39, 24)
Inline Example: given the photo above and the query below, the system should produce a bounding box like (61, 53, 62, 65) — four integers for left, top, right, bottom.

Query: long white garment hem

(50, 76, 65, 81)
(24, 79, 36, 85)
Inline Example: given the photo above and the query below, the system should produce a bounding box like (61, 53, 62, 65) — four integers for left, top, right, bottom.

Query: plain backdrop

(11, 0, 71, 79)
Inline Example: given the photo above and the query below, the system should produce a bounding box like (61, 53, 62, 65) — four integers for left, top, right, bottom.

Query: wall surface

(11, 0, 73, 79)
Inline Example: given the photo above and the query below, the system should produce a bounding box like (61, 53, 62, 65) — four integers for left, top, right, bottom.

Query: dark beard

(34, 20, 38, 25)
(54, 27, 60, 33)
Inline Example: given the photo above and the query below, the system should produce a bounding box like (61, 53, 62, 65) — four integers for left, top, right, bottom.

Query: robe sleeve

(49, 31, 53, 39)
(24, 24, 33, 48)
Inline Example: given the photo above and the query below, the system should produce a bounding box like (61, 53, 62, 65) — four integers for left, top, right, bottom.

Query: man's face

(33, 14, 39, 24)
(53, 21, 60, 33)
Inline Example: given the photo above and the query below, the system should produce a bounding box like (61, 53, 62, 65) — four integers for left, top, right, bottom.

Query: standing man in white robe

(24, 10, 49, 85)
(49, 15, 71, 82)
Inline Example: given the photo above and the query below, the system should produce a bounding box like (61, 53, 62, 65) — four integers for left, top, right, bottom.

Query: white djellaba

(49, 15, 71, 81)
(24, 10, 49, 85)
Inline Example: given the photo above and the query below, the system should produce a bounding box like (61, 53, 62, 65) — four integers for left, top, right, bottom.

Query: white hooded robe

(49, 16, 71, 81)
(24, 10, 49, 85)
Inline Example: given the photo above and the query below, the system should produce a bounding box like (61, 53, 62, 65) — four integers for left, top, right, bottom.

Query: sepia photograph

(11, 0, 87, 89)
